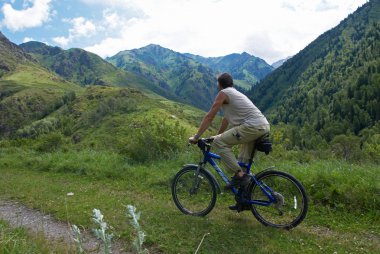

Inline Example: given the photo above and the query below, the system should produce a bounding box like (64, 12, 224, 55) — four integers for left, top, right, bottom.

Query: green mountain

(106, 44, 218, 111)
(0, 32, 33, 77)
(248, 0, 380, 145)
(18, 41, 176, 99)
(185, 52, 274, 90)
(0, 32, 81, 137)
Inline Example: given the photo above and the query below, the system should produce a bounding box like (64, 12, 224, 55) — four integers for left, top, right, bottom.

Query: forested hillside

(107, 44, 219, 111)
(185, 52, 273, 90)
(249, 0, 380, 151)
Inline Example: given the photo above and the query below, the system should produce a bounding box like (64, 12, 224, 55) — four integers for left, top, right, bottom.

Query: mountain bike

(171, 137, 308, 230)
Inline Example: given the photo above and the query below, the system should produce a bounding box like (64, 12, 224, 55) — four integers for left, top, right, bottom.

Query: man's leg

(238, 124, 270, 163)
(213, 124, 270, 211)
(238, 141, 255, 164)
(213, 124, 270, 172)
(212, 126, 246, 174)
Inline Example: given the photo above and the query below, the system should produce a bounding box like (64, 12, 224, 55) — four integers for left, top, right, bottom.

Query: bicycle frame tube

(202, 149, 274, 206)
(203, 150, 239, 195)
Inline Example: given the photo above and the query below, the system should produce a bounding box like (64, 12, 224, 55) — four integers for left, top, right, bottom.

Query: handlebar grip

(202, 137, 214, 143)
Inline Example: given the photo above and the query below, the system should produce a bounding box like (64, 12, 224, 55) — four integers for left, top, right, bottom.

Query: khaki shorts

(212, 124, 270, 173)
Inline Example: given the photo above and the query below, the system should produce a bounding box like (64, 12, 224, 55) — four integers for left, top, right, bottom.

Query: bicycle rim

(250, 171, 307, 229)
(172, 168, 216, 216)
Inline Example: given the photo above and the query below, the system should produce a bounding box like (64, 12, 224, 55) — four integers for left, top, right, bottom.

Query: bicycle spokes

(172, 167, 217, 216)
(249, 171, 308, 229)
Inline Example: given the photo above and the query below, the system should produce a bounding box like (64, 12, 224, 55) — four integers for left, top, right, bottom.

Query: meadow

(0, 141, 379, 253)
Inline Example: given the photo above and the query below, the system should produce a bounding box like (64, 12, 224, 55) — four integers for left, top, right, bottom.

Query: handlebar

(196, 137, 214, 152)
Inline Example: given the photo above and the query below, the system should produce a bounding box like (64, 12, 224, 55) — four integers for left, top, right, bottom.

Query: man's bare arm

(217, 117, 229, 134)
(191, 92, 227, 141)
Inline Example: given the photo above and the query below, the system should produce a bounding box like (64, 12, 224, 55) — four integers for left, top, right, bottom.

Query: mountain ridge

(184, 51, 273, 89)
(0, 31, 34, 76)
(107, 44, 219, 111)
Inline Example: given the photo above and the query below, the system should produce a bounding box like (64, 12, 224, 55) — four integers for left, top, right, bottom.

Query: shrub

(330, 134, 362, 161)
(16, 117, 60, 138)
(363, 134, 380, 163)
(128, 119, 186, 162)
(82, 97, 137, 127)
(62, 90, 76, 104)
(36, 132, 65, 152)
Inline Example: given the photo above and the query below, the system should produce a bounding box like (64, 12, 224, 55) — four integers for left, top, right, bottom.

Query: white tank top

(221, 87, 269, 127)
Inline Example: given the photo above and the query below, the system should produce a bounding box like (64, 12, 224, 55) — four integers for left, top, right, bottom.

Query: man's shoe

(224, 170, 249, 190)
(228, 204, 240, 211)
(228, 203, 251, 212)
(225, 174, 251, 190)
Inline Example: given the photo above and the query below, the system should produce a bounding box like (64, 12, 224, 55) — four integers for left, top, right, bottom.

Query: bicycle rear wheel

(248, 170, 308, 229)
(172, 165, 217, 216)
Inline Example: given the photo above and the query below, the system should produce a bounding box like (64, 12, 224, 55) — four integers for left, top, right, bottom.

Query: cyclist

(189, 73, 270, 210)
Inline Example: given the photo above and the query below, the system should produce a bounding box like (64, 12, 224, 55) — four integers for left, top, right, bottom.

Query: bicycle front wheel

(248, 170, 308, 229)
(172, 165, 217, 216)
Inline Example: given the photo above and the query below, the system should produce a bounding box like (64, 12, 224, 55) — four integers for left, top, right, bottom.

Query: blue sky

(0, 0, 368, 63)
(0, 0, 125, 46)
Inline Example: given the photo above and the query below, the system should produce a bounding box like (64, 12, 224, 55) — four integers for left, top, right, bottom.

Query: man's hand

(189, 135, 199, 144)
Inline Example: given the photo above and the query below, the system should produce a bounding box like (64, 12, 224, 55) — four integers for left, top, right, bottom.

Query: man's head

(217, 73, 233, 90)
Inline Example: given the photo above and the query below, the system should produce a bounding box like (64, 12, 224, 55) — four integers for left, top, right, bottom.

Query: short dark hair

(218, 73, 233, 88)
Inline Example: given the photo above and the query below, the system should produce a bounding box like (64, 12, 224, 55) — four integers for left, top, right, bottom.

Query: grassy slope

(0, 62, 82, 136)
(0, 147, 378, 253)
(43, 86, 210, 155)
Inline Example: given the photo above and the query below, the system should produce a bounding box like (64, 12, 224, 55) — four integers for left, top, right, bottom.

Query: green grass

(0, 220, 72, 253)
(3, 64, 82, 92)
(0, 146, 378, 253)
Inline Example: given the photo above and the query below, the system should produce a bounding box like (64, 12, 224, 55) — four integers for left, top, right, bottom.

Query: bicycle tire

(248, 170, 308, 230)
(172, 165, 217, 216)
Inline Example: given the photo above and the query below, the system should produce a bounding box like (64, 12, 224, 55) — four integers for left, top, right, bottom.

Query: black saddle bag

(255, 134, 272, 155)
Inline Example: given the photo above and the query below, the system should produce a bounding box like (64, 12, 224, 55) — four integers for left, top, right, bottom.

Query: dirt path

(0, 200, 129, 253)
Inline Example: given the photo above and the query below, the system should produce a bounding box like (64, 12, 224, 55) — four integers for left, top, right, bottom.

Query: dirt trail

(0, 200, 129, 253)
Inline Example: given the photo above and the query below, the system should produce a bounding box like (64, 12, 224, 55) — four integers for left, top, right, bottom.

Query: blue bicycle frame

(201, 145, 276, 206)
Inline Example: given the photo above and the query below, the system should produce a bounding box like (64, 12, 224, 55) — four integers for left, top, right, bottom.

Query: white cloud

(53, 17, 97, 47)
(68, 17, 97, 38)
(80, 0, 367, 62)
(22, 36, 34, 43)
(52, 36, 69, 47)
(0, 0, 52, 32)
(316, 0, 339, 12)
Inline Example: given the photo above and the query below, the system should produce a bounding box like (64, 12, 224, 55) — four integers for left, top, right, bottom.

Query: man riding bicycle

(189, 73, 270, 210)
